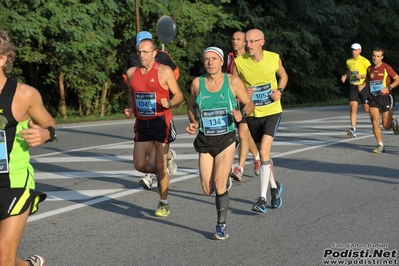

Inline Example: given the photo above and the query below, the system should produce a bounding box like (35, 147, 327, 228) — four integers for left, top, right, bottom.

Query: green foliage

(1, 0, 399, 119)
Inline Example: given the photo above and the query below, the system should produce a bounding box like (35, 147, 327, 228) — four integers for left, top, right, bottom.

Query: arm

(158, 65, 183, 109)
(17, 84, 56, 147)
(124, 67, 137, 118)
(228, 75, 254, 120)
(186, 78, 199, 135)
(270, 59, 289, 101)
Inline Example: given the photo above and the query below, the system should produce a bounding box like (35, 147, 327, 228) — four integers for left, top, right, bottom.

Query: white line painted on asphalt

(28, 113, 386, 222)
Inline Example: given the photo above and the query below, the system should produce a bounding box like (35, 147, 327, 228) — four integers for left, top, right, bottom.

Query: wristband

(388, 85, 393, 91)
(45, 126, 57, 143)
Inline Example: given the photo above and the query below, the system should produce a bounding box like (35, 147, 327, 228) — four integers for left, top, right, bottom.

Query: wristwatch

(45, 126, 57, 143)
(388, 85, 393, 91)
(241, 110, 247, 117)
(168, 101, 173, 108)
(277, 88, 284, 94)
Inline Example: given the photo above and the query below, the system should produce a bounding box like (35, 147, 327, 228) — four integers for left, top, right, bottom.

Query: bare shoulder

(227, 73, 243, 86)
(158, 64, 174, 75)
(15, 82, 40, 99)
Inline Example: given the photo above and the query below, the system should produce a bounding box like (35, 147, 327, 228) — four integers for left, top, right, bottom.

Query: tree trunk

(58, 71, 67, 119)
(100, 79, 109, 117)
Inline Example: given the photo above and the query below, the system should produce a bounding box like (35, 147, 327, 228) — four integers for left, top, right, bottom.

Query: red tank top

(130, 62, 171, 120)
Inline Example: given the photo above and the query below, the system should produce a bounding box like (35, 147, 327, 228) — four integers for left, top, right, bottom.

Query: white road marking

(28, 113, 385, 222)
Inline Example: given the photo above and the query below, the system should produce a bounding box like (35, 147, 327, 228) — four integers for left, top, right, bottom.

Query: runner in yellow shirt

(341, 43, 371, 138)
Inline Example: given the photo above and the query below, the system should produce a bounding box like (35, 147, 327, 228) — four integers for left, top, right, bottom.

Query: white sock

(254, 153, 260, 160)
(378, 142, 383, 146)
(260, 160, 277, 198)
(160, 199, 168, 204)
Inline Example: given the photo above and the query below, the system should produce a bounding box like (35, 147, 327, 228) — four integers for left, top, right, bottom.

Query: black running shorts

(0, 188, 46, 221)
(246, 113, 282, 143)
(134, 115, 176, 143)
(368, 94, 395, 113)
(194, 131, 236, 158)
(348, 85, 369, 104)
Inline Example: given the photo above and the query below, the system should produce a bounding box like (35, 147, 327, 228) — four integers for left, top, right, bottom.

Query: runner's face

(372, 50, 383, 66)
(203, 52, 223, 74)
(137, 41, 156, 67)
(245, 32, 264, 56)
(231, 32, 245, 52)
(351, 49, 361, 58)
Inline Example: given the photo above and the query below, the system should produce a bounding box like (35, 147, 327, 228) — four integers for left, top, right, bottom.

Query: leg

(138, 147, 157, 190)
(349, 100, 359, 128)
(370, 107, 382, 143)
(133, 141, 156, 174)
(381, 109, 394, 130)
(211, 143, 235, 240)
(153, 142, 170, 201)
(199, 152, 216, 195)
(0, 208, 30, 266)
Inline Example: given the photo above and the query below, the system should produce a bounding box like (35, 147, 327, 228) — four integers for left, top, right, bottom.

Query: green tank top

(196, 74, 237, 135)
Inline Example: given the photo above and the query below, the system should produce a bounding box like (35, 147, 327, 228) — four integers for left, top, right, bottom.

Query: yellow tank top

(346, 55, 371, 85)
(235, 50, 282, 117)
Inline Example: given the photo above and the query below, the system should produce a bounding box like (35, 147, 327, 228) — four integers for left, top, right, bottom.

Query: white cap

(351, 43, 361, 50)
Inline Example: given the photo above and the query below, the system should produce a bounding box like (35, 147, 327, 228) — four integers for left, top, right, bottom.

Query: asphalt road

(19, 105, 398, 266)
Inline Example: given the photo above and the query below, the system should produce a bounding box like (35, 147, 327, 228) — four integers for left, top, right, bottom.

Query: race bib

(251, 83, 272, 106)
(349, 71, 360, 84)
(370, 80, 384, 96)
(201, 108, 228, 136)
(0, 130, 9, 173)
(135, 92, 156, 116)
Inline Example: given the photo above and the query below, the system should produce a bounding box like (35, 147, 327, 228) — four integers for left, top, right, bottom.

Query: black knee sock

(215, 191, 229, 224)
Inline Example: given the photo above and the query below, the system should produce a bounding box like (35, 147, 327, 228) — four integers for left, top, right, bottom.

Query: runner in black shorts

(341, 43, 371, 138)
(186, 46, 254, 240)
(365, 46, 399, 154)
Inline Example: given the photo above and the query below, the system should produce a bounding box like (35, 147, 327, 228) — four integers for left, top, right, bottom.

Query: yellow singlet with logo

(235, 50, 282, 117)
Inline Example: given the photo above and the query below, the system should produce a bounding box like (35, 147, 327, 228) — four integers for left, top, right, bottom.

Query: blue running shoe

(251, 197, 267, 213)
(347, 128, 357, 138)
(211, 223, 229, 240)
(271, 182, 283, 209)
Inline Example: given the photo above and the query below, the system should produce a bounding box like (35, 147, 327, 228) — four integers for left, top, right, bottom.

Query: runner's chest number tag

(0, 130, 9, 173)
(370, 80, 384, 95)
(135, 92, 156, 116)
(350, 71, 360, 84)
(251, 83, 272, 106)
(201, 108, 228, 136)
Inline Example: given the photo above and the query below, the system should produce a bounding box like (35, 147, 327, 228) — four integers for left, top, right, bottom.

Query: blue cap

(136, 31, 153, 46)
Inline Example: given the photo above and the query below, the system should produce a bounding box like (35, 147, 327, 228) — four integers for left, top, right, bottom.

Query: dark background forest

(1, 0, 398, 120)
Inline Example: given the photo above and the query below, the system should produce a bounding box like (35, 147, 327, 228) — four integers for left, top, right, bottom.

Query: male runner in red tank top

(124, 39, 183, 217)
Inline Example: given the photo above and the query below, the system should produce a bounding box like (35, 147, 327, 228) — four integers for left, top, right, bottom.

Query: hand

(231, 109, 242, 122)
(124, 108, 133, 118)
(341, 75, 346, 83)
(247, 87, 254, 97)
(270, 89, 282, 101)
(186, 123, 198, 135)
(160, 98, 170, 109)
(19, 120, 49, 147)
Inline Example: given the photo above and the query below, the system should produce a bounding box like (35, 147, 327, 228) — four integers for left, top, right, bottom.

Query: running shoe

(251, 196, 267, 213)
(392, 116, 399, 135)
(211, 223, 229, 240)
(139, 173, 153, 190)
(254, 159, 261, 176)
(167, 149, 177, 175)
(26, 255, 46, 266)
(373, 145, 385, 154)
(347, 128, 357, 138)
(226, 177, 232, 191)
(155, 201, 170, 217)
(271, 182, 283, 209)
(230, 166, 243, 182)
